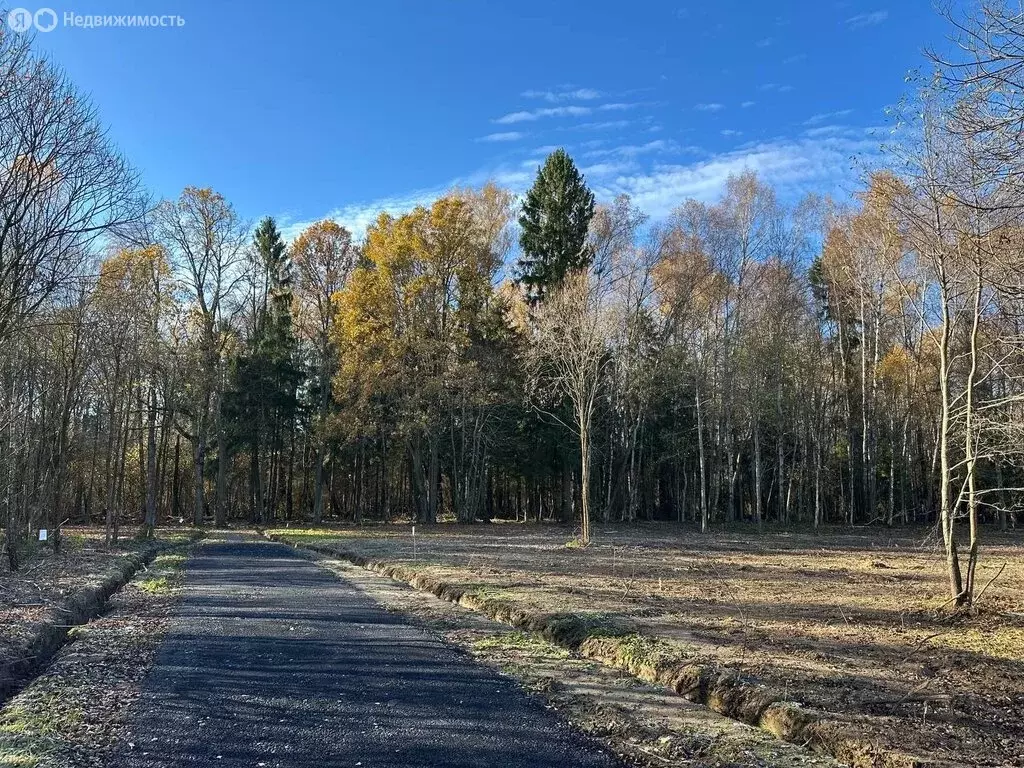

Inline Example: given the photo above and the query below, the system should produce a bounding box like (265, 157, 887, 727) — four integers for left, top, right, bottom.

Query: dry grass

(270, 522, 1024, 767)
(0, 540, 190, 767)
(313, 555, 845, 768)
(0, 527, 196, 701)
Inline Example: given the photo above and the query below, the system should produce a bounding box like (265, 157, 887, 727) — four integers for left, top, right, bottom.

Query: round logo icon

(34, 8, 57, 32)
(6, 7, 34, 32)
(35, 8, 58, 32)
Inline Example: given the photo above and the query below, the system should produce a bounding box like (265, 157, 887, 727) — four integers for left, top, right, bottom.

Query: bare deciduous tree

(529, 270, 614, 545)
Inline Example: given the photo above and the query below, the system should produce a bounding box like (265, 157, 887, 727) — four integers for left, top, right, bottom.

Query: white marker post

(38, 529, 48, 542)
(412, 525, 417, 560)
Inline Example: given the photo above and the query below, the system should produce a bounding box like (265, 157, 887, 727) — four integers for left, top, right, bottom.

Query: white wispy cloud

(694, 102, 724, 112)
(756, 37, 774, 47)
(587, 134, 879, 218)
(760, 83, 795, 93)
(494, 101, 646, 124)
(846, 10, 888, 29)
(494, 105, 592, 124)
(741, 100, 756, 108)
(582, 161, 635, 177)
(804, 109, 853, 125)
(465, 167, 534, 190)
(567, 120, 632, 131)
(783, 53, 806, 64)
(528, 144, 562, 156)
(278, 188, 443, 244)
(803, 125, 849, 137)
(583, 139, 696, 160)
(720, 129, 743, 137)
(281, 135, 878, 245)
(477, 131, 526, 142)
(522, 87, 602, 102)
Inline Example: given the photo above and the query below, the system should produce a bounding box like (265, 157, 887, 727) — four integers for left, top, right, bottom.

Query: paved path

(112, 537, 618, 767)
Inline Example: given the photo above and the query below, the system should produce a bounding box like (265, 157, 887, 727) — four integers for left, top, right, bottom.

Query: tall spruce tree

(516, 148, 596, 304)
(225, 217, 302, 522)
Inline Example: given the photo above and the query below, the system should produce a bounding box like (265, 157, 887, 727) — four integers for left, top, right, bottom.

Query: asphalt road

(111, 537, 619, 768)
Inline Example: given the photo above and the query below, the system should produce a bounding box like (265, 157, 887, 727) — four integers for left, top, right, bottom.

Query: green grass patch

(136, 576, 171, 594)
(268, 529, 354, 544)
(151, 553, 185, 569)
(0, 698, 81, 739)
(612, 633, 679, 672)
(268, 527, 409, 542)
(467, 585, 513, 602)
(0, 750, 43, 767)
(473, 631, 570, 659)
(544, 612, 628, 648)
(135, 551, 187, 595)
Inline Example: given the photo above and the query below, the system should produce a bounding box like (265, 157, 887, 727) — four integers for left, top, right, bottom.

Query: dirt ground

(312, 551, 843, 768)
(0, 527, 193, 700)
(0, 548, 190, 767)
(270, 522, 1024, 767)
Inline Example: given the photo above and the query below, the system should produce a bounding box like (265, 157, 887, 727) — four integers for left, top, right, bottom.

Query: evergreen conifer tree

(516, 148, 596, 304)
(225, 217, 302, 521)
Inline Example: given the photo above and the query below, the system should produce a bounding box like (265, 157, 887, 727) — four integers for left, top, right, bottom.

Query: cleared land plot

(270, 523, 1024, 767)
(312, 551, 844, 768)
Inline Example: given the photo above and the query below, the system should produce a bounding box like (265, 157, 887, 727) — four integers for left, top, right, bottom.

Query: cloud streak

(281, 134, 878, 244)
(477, 131, 526, 142)
(583, 139, 696, 160)
(279, 188, 443, 244)
(846, 10, 888, 29)
(804, 109, 853, 125)
(566, 119, 632, 131)
(494, 105, 593, 123)
(493, 101, 646, 124)
(522, 87, 602, 102)
(587, 134, 877, 217)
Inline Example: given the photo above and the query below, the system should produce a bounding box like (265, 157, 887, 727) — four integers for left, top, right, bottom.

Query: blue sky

(27, 0, 958, 238)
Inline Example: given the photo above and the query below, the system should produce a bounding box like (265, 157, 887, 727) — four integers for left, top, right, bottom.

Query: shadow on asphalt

(112, 541, 619, 768)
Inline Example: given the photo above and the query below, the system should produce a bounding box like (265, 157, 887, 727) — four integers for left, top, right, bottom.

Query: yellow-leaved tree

(291, 220, 358, 523)
(334, 186, 514, 523)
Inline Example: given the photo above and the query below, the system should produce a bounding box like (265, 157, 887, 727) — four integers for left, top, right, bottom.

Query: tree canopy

(516, 148, 596, 304)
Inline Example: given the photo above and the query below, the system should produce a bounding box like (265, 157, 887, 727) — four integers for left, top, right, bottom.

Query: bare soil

(311, 551, 843, 768)
(0, 527, 195, 702)
(270, 523, 1024, 767)
(0, 548, 189, 767)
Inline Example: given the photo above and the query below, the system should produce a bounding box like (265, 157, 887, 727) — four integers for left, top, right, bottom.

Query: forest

(2, 3, 1024, 615)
